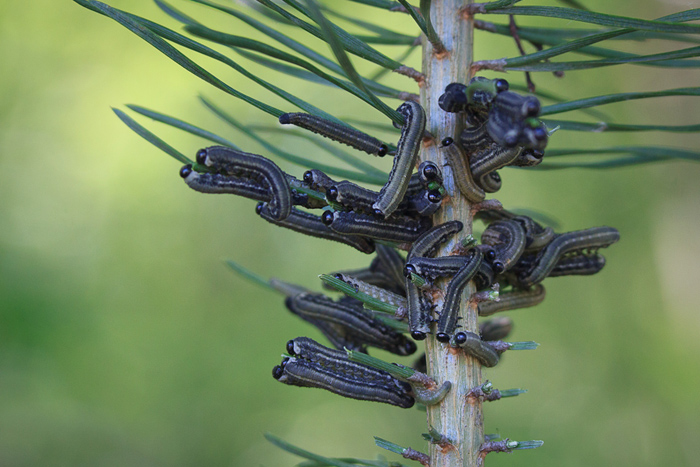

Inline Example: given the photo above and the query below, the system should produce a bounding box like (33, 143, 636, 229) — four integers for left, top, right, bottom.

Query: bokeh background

(1, 0, 699, 465)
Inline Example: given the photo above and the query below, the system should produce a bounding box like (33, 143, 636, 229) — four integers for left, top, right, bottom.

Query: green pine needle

(481, 0, 522, 11)
(153, 0, 199, 25)
(124, 4, 339, 123)
(112, 108, 195, 166)
(188, 0, 401, 97)
(374, 437, 407, 455)
(507, 341, 540, 350)
(500, 388, 528, 398)
(496, 9, 700, 70)
(343, 0, 400, 9)
(74, 0, 284, 117)
(234, 48, 406, 100)
(508, 440, 545, 450)
(319, 274, 401, 314)
(539, 155, 664, 169)
(184, 23, 405, 116)
(126, 105, 241, 149)
(484, 6, 700, 34)
(225, 260, 274, 291)
(478, 21, 700, 45)
(534, 146, 700, 169)
(303, 0, 404, 124)
(396, 0, 427, 34)
(541, 119, 700, 133)
(199, 96, 389, 185)
(265, 434, 359, 467)
(408, 272, 427, 288)
(256, 0, 402, 70)
(557, 0, 588, 10)
(541, 87, 700, 115)
(325, 7, 417, 45)
(369, 45, 419, 81)
(346, 350, 415, 380)
(394, 0, 443, 53)
(506, 45, 700, 71)
(234, 48, 339, 86)
(419, 1, 441, 49)
(351, 34, 417, 45)
(543, 146, 700, 162)
(503, 23, 630, 67)
(373, 314, 409, 332)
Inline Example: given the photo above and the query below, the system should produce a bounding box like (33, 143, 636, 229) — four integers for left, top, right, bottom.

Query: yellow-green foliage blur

(0, 0, 698, 465)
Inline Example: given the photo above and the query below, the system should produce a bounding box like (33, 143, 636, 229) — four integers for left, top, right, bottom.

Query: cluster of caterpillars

(179, 100, 443, 254)
(177, 77, 619, 407)
(439, 76, 549, 200)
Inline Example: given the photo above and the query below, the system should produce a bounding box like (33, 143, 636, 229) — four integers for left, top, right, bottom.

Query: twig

(403, 447, 431, 467)
(509, 15, 536, 92)
(470, 58, 507, 73)
(394, 65, 426, 85)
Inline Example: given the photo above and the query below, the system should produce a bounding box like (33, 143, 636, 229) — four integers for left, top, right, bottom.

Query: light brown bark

(420, 1, 483, 466)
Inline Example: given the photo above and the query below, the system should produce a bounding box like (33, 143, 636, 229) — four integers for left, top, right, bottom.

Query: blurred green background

(1, 0, 699, 465)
